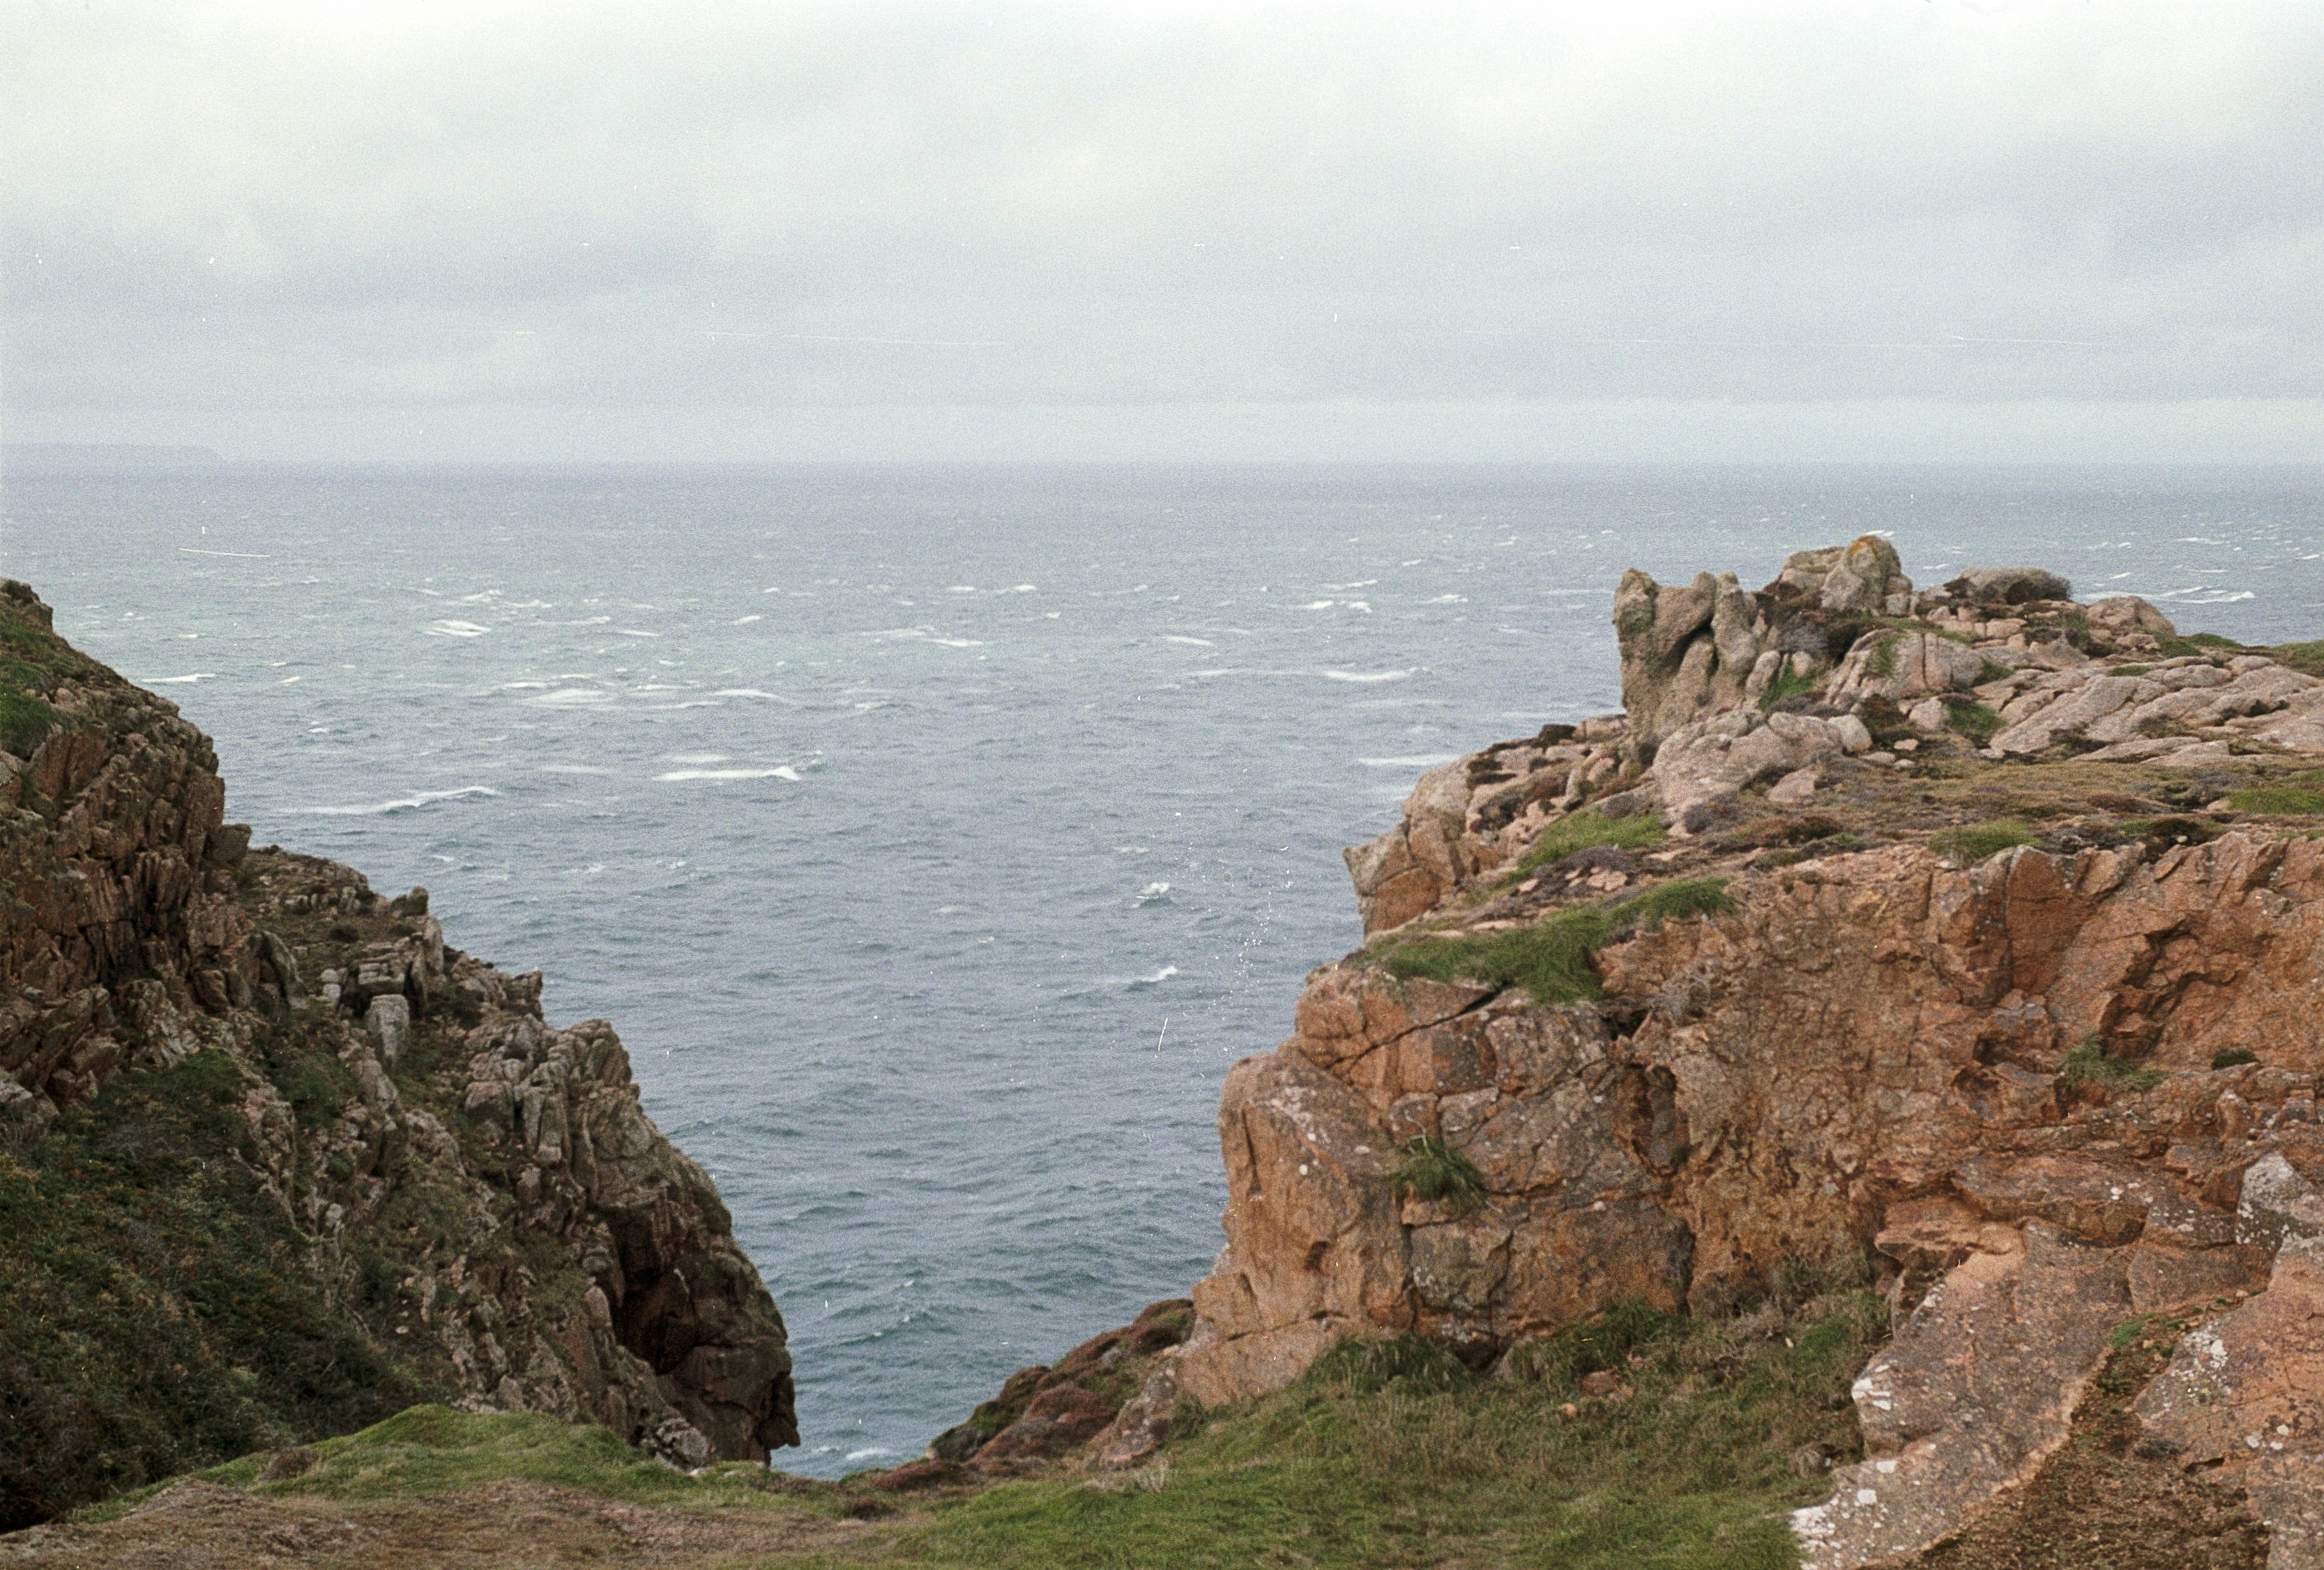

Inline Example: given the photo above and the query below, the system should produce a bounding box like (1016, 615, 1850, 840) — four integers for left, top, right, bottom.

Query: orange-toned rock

(1795, 1223, 2129, 1567)
(2137, 1232, 2324, 1569)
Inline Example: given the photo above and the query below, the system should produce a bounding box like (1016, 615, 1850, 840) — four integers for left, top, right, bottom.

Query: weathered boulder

(2088, 594, 2178, 640)
(1777, 536, 1914, 617)
(1949, 566, 2072, 605)
(1831, 629, 1989, 703)
(1615, 569, 1769, 741)
(1646, 709, 1850, 829)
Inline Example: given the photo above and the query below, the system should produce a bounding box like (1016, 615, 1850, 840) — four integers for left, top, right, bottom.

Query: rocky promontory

(0, 580, 794, 1529)
(1138, 541, 2324, 1567)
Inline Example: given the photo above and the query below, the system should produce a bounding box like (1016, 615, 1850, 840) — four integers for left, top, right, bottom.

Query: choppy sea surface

(3, 462, 2321, 1472)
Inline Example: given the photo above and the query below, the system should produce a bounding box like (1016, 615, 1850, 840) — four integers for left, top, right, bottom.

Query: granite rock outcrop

(1191, 543, 2324, 1565)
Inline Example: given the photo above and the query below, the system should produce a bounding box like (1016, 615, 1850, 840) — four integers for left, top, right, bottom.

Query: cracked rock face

(2138, 1228, 2324, 1570)
(1197, 542, 2324, 1562)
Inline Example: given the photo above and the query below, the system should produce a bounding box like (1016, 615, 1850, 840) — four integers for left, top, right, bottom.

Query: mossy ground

(79, 1405, 821, 1521)
(50, 1295, 1888, 1569)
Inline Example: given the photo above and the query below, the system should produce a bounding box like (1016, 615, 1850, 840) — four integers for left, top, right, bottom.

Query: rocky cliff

(1145, 542, 2324, 1567)
(0, 581, 793, 1529)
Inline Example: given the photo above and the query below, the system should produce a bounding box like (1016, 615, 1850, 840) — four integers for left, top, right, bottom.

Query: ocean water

(4, 462, 2321, 1472)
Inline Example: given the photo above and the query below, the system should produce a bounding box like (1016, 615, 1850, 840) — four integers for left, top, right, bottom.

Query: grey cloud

(4, 1, 2322, 444)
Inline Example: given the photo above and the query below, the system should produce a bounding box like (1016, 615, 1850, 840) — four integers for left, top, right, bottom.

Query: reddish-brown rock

(1, 582, 796, 1504)
(1187, 543, 2324, 1563)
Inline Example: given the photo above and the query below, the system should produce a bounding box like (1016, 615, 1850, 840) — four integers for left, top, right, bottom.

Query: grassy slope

(0, 1050, 430, 1528)
(79, 1293, 1885, 1569)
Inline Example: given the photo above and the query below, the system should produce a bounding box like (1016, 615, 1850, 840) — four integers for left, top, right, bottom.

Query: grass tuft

(1613, 877, 1736, 933)
(1307, 1334, 1477, 1396)
(1498, 1301, 1685, 1391)
(1758, 663, 1821, 711)
(0, 688, 55, 759)
(1383, 907, 1612, 1003)
(1938, 697, 2004, 744)
(81, 1405, 814, 1524)
(1383, 880, 1733, 1004)
(1864, 631, 1904, 679)
(2210, 1049, 2258, 1071)
(1517, 809, 1666, 875)
(2225, 784, 2324, 816)
(1930, 820, 2038, 863)
(1388, 1135, 1487, 1214)
(2060, 1038, 2168, 1094)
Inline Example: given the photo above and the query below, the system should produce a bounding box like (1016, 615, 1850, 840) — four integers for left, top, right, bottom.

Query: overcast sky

(5, 0, 2321, 462)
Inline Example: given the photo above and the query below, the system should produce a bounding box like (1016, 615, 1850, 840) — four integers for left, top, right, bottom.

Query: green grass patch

(1930, 819, 2038, 863)
(2156, 632, 2242, 660)
(2226, 784, 2324, 816)
(2109, 1317, 2150, 1353)
(2108, 664, 2150, 677)
(1307, 1334, 1478, 1396)
(0, 686, 56, 758)
(1517, 808, 1666, 875)
(82, 1405, 817, 1524)
(1383, 880, 1733, 1004)
(1384, 905, 1612, 1003)
(253, 1017, 358, 1130)
(1388, 1135, 1487, 1214)
(1498, 1300, 1685, 1391)
(2060, 1038, 2168, 1094)
(1864, 631, 1904, 679)
(1938, 698, 2004, 744)
(1, 1051, 431, 1530)
(2210, 1049, 2258, 1071)
(1618, 877, 1737, 931)
(900, 1295, 1889, 1570)
(1757, 662, 1821, 711)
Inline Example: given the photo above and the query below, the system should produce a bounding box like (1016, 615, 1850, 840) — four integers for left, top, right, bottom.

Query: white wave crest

(1321, 668, 1413, 684)
(427, 619, 491, 637)
(654, 766, 803, 782)
(302, 785, 501, 817)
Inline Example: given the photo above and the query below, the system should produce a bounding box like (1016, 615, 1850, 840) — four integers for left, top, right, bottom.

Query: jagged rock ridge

(1155, 541, 2324, 1567)
(0, 580, 793, 1525)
